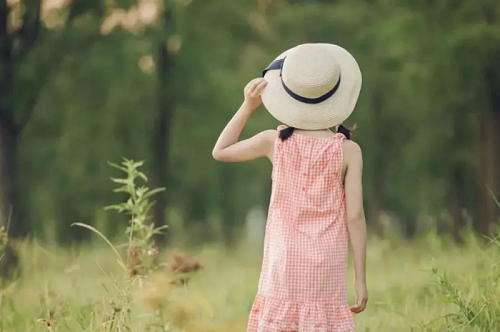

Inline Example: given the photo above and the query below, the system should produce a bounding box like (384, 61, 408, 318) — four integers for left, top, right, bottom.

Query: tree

(0, 0, 42, 237)
(0, 0, 111, 238)
(150, 2, 179, 243)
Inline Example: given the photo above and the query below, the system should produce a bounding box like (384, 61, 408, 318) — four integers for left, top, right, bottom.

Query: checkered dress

(247, 128, 355, 332)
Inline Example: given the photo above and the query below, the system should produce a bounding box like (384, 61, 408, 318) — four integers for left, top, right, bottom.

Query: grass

(1, 161, 498, 331)
(0, 232, 499, 332)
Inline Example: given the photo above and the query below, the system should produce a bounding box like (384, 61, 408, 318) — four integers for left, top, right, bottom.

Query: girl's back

(246, 128, 355, 331)
(272, 127, 346, 222)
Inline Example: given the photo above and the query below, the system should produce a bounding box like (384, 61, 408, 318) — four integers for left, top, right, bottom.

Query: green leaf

(132, 160, 145, 169)
(150, 225, 169, 235)
(138, 198, 150, 211)
(111, 178, 130, 185)
(137, 171, 148, 182)
(113, 186, 130, 193)
(142, 187, 166, 201)
(136, 186, 148, 199)
(107, 161, 128, 173)
(104, 203, 128, 212)
(144, 201, 156, 217)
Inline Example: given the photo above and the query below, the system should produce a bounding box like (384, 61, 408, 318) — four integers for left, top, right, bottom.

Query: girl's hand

(350, 281, 368, 314)
(243, 78, 268, 111)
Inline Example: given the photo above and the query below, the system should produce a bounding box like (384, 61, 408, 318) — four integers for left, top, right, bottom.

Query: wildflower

(170, 252, 203, 274)
(128, 242, 143, 276)
(169, 251, 203, 285)
(37, 318, 56, 329)
(147, 246, 159, 257)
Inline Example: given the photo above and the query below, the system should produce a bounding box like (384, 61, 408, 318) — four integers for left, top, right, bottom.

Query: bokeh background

(0, 1, 500, 331)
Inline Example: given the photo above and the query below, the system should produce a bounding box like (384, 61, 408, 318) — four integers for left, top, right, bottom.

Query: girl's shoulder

(255, 129, 279, 145)
(262, 129, 279, 139)
(342, 139, 362, 165)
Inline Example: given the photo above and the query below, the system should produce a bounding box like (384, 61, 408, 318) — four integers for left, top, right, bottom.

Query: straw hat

(261, 43, 362, 130)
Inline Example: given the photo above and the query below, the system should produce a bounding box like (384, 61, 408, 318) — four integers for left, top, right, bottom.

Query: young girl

(213, 43, 367, 332)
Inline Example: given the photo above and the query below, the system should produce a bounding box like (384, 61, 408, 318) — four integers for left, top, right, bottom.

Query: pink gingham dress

(247, 127, 355, 332)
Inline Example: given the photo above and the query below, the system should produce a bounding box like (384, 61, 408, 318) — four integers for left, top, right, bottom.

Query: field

(1, 231, 499, 332)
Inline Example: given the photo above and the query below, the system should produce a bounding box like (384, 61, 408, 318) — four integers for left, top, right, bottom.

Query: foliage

(30, 158, 205, 331)
(105, 159, 167, 275)
(72, 159, 167, 276)
(0, 0, 499, 241)
(429, 267, 494, 330)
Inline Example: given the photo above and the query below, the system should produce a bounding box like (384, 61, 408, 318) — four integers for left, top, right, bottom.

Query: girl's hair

(279, 124, 355, 141)
(279, 126, 296, 141)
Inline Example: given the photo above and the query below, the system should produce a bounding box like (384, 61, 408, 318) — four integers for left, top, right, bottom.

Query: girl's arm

(212, 78, 277, 162)
(344, 140, 368, 313)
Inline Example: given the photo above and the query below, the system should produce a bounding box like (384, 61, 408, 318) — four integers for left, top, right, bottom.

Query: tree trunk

(402, 213, 418, 238)
(0, 120, 22, 280)
(150, 84, 172, 242)
(1, 0, 42, 240)
(450, 167, 466, 243)
(474, 51, 500, 235)
(449, 117, 467, 243)
(185, 182, 211, 242)
(151, 5, 176, 244)
(0, 0, 14, 230)
(476, 107, 500, 235)
(0, 121, 19, 232)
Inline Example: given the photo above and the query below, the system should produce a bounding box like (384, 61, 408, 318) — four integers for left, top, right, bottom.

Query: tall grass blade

(71, 222, 125, 269)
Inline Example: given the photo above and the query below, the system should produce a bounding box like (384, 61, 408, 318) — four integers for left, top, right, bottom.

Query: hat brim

(261, 43, 362, 130)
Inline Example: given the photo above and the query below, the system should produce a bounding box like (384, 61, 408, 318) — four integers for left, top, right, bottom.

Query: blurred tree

(0, 0, 114, 238)
(425, 2, 500, 235)
(150, 1, 177, 243)
(0, 0, 42, 237)
(0, 0, 498, 246)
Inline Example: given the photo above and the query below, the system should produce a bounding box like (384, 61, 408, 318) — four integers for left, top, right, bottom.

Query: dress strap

(332, 133, 346, 151)
(333, 132, 346, 140)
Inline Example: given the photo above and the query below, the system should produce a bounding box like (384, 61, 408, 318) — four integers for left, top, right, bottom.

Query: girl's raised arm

(212, 78, 277, 163)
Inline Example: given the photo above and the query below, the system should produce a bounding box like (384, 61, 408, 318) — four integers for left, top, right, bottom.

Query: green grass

(1, 232, 499, 332)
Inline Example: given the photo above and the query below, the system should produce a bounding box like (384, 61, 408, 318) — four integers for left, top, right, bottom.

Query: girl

(213, 43, 367, 332)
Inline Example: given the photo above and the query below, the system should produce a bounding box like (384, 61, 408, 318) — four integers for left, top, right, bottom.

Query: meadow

(1, 162, 499, 332)
(1, 229, 499, 332)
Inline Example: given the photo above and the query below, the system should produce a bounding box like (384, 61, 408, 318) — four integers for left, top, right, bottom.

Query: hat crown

(281, 45, 341, 100)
